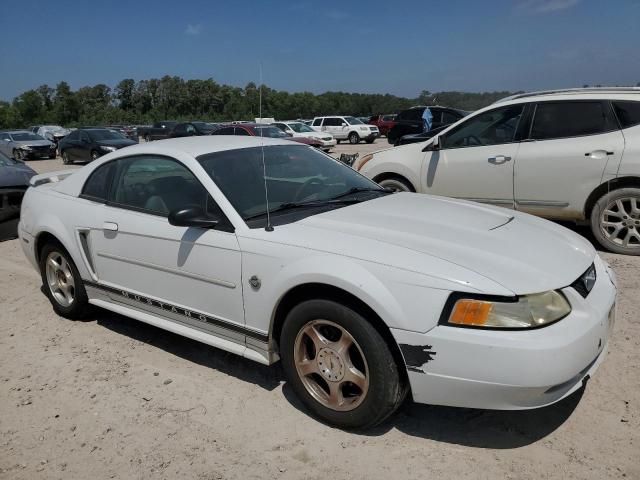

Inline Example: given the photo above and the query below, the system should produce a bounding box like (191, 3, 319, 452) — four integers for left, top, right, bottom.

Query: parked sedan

(20, 136, 615, 429)
(211, 123, 324, 149)
(272, 121, 336, 151)
(0, 151, 36, 240)
(58, 128, 137, 164)
(0, 130, 57, 160)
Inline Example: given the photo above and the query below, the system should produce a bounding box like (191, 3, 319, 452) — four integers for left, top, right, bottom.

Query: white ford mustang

(19, 136, 617, 429)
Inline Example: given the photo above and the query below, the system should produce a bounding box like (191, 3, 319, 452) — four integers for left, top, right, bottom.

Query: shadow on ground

(94, 308, 583, 449)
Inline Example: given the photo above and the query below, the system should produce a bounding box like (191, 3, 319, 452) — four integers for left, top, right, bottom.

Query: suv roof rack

(495, 87, 640, 104)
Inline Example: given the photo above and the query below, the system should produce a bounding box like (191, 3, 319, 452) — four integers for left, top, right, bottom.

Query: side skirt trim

(84, 280, 268, 343)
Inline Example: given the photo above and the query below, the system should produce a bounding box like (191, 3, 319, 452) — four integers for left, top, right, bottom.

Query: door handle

(103, 222, 118, 232)
(488, 155, 511, 164)
(584, 150, 615, 158)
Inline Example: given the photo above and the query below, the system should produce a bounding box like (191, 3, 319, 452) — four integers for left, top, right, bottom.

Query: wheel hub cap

(317, 348, 345, 382)
(600, 196, 640, 249)
(45, 252, 75, 307)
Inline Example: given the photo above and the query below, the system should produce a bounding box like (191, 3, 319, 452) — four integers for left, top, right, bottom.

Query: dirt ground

(1, 141, 638, 479)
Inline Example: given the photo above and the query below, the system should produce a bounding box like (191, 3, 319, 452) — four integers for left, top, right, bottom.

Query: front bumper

(21, 146, 56, 159)
(392, 255, 617, 410)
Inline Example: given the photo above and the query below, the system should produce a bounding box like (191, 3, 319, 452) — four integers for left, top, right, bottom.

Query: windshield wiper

(244, 198, 363, 221)
(328, 186, 392, 200)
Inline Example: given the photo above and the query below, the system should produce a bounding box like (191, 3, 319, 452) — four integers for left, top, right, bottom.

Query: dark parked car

(58, 128, 137, 164)
(0, 130, 57, 160)
(387, 106, 468, 144)
(394, 124, 451, 146)
(211, 123, 324, 148)
(169, 121, 217, 138)
(105, 125, 138, 141)
(0, 151, 36, 240)
(138, 121, 179, 142)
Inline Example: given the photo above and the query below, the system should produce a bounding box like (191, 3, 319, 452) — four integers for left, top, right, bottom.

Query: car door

(77, 131, 93, 161)
(84, 154, 246, 342)
(421, 103, 525, 208)
(515, 100, 624, 218)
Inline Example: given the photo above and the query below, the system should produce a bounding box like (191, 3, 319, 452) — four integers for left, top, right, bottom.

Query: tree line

(0, 75, 518, 129)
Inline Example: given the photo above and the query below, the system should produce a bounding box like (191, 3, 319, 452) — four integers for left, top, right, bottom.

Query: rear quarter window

(613, 101, 640, 129)
(81, 162, 115, 202)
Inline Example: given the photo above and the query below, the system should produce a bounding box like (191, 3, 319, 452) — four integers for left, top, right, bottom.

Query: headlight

(359, 126, 368, 131)
(19, 145, 32, 151)
(100, 145, 117, 152)
(445, 291, 571, 329)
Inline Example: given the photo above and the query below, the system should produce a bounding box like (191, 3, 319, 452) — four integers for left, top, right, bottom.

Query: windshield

(88, 129, 126, 141)
(10, 132, 45, 141)
(253, 126, 288, 138)
(198, 145, 384, 227)
(344, 116, 363, 125)
(42, 125, 66, 132)
(288, 122, 315, 133)
(192, 121, 214, 132)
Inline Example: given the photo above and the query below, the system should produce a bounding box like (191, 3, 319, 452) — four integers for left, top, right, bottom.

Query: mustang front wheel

(280, 299, 405, 429)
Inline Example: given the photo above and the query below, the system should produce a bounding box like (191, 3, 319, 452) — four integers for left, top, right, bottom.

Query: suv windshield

(288, 122, 315, 133)
(198, 145, 386, 228)
(344, 116, 363, 125)
(11, 132, 44, 141)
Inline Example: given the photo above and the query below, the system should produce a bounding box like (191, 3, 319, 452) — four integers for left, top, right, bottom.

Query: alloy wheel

(45, 251, 76, 307)
(293, 319, 369, 412)
(600, 196, 640, 249)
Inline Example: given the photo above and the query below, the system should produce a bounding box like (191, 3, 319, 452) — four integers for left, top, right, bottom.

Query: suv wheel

(377, 177, 414, 193)
(280, 299, 406, 429)
(348, 132, 360, 144)
(591, 188, 640, 255)
(39, 243, 90, 319)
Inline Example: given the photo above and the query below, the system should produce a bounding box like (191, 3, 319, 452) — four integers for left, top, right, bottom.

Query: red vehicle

(368, 114, 397, 136)
(211, 123, 323, 148)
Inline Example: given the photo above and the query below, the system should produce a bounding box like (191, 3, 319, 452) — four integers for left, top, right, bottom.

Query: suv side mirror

(168, 206, 219, 228)
(341, 122, 347, 127)
(422, 135, 441, 152)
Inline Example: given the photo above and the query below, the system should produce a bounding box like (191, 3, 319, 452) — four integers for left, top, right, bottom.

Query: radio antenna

(259, 62, 274, 232)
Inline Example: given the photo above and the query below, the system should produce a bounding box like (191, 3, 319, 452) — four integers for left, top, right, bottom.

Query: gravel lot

(0, 139, 638, 479)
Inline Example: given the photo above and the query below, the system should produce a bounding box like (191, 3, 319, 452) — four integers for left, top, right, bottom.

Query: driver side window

(442, 105, 524, 149)
(108, 155, 214, 218)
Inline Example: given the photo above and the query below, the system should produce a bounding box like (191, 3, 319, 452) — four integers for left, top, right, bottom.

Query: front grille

(322, 137, 332, 141)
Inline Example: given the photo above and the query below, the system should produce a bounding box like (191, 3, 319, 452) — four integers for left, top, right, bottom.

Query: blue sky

(1, 0, 638, 101)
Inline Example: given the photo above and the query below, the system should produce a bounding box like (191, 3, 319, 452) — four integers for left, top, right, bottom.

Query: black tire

(61, 151, 71, 165)
(13, 149, 23, 161)
(336, 139, 341, 144)
(590, 187, 640, 255)
(280, 299, 406, 429)
(90, 150, 99, 162)
(348, 132, 360, 144)
(144, 135, 150, 142)
(49, 153, 56, 159)
(366, 138, 375, 144)
(377, 176, 414, 193)
(39, 242, 90, 319)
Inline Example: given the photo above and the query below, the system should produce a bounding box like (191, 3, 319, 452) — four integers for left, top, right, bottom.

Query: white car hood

(288, 193, 595, 295)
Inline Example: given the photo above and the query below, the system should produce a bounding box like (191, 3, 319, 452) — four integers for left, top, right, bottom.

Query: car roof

(495, 87, 640, 104)
(3, 130, 32, 134)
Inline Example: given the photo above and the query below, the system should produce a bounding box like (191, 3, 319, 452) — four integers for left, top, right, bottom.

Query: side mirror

(168, 206, 219, 229)
(423, 135, 441, 152)
(341, 122, 347, 127)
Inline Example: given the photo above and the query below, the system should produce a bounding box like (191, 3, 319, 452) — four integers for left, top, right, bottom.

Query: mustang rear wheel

(280, 299, 405, 429)
(39, 243, 90, 319)
(591, 188, 640, 255)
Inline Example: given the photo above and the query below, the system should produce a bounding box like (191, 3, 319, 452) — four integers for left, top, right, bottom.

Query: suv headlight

(359, 126, 369, 131)
(445, 291, 571, 329)
(100, 145, 117, 152)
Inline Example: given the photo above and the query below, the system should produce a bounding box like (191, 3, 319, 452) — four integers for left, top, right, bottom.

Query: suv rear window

(530, 101, 618, 140)
(613, 101, 640, 129)
(312, 118, 322, 126)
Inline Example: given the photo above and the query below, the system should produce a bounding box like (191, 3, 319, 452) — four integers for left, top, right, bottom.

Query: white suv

(355, 88, 640, 255)
(311, 116, 379, 144)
